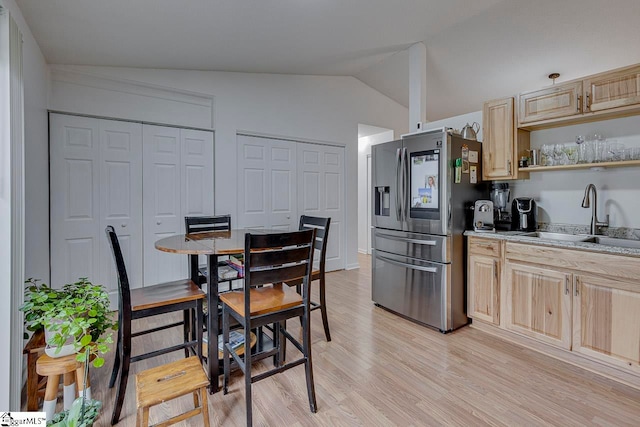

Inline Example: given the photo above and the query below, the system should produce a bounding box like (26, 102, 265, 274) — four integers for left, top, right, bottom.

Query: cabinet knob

(157, 221, 162, 225)
(121, 223, 127, 228)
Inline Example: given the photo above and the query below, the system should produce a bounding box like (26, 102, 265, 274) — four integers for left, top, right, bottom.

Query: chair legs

(318, 276, 331, 342)
(111, 332, 131, 425)
(302, 310, 318, 413)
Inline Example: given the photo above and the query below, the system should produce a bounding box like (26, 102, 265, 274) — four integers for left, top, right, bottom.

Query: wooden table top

(154, 228, 280, 255)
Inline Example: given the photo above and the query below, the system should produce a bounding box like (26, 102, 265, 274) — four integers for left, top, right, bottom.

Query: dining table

(155, 228, 279, 393)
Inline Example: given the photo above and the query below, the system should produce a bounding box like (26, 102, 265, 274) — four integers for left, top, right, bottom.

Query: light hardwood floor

(67, 254, 640, 425)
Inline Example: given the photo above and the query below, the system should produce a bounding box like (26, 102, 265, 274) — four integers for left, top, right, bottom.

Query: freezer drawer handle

(376, 254, 439, 273)
(376, 233, 437, 246)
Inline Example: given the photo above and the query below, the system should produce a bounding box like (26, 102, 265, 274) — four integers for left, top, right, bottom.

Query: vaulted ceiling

(15, 0, 640, 121)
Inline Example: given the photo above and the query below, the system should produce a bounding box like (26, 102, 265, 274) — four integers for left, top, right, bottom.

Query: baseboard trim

(345, 263, 360, 270)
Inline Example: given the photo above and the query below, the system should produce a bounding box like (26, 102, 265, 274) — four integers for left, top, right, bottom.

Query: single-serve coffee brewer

(512, 197, 537, 231)
(490, 183, 511, 231)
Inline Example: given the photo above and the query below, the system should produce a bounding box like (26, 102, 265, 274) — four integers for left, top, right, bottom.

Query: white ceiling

(14, 0, 640, 121)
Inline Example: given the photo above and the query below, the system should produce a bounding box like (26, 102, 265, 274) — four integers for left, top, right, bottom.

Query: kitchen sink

(521, 231, 595, 242)
(591, 236, 640, 249)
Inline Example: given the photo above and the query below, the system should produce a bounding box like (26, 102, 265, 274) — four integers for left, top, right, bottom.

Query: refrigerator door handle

(401, 147, 408, 221)
(377, 254, 439, 273)
(375, 233, 437, 246)
(395, 148, 402, 221)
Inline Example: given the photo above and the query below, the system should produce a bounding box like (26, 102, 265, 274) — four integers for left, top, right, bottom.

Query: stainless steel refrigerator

(371, 128, 485, 332)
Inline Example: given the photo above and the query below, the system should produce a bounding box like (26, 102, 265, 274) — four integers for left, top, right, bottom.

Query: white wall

(0, 0, 49, 410)
(47, 65, 409, 270)
(358, 130, 394, 253)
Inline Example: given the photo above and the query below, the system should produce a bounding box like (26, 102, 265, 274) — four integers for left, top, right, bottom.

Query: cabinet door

(518, 81, 583, 124)
(573, 274, 640, 373)
(584, 64, 640, 112)
(468, 254, 500, 325)
(504, 262, 572, 349)
(482, 97, 515, 180)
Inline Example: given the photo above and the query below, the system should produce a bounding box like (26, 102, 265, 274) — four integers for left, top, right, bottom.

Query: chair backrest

(299, 215, 331, 274)
(243, 229, 316, 312)
(185, 215, 232, 234)
(105, 225, 132, 319)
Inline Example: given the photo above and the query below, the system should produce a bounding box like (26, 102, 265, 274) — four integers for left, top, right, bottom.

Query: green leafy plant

(20, 278, 117, 368)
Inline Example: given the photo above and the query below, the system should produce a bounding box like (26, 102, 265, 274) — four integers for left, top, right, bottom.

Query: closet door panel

(143, 125, 186, 285)
(181, 129, 214, 217)
(99, 119, 143, 296)
(50, 114, 101, 287)
(297, 143, 345, 271)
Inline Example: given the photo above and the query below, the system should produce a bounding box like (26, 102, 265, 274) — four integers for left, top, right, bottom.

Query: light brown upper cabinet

(517, 63, 640, 130)
(482, 97, 529, 180)
(583, 64, 640, 113)
(518, 81, 583, 125)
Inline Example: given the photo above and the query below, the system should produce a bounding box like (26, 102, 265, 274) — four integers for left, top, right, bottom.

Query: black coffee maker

(511, 197, 537, 231)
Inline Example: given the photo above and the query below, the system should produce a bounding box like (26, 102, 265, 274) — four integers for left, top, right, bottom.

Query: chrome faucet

(581, 183, 609, 235)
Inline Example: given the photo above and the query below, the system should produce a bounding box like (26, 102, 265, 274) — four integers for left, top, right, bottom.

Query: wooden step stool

(135, 356, 210, 427)
(35, 353, 91, 422)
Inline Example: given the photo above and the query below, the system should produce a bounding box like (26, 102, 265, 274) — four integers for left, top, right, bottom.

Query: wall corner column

(409, 42, 427, 133)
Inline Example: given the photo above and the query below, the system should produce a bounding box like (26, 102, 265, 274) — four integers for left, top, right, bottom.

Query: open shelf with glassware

(519, 159, 640, 172)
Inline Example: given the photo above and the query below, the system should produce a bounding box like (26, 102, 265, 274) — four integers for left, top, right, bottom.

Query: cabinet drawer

(505, 242, 640, 284)
(468, 237, 501, 258)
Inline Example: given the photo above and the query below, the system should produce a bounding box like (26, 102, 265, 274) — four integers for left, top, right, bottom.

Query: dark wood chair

(287, 215, 332, 341)
(105, 226, 205, 425)
(220, 229, 317, 427)
(185, 215, 232, 286)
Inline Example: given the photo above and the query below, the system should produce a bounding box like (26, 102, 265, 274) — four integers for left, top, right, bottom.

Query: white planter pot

(44, 324, 76, 358)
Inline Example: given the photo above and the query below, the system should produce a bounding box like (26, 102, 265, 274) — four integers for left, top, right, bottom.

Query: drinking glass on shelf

(584, 141, 596, 163)
(607, 140, 624, 161)
(594, 139, 609, 162)
(554, 144, 568, 165)
(575, 135, 586, 163)
(564, 144, 578, 164)
(541, 144, 554, 166)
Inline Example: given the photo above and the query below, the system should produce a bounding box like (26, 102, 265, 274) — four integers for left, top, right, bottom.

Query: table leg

(207, 254, 220, 393)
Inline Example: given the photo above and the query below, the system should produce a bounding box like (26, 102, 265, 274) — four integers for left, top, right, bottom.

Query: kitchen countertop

(464, 230, 640, 257)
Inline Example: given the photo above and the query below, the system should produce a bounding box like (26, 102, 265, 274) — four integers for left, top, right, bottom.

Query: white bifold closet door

(236, 135, 298, 231)
(51, 114, 214, 300)
(236, 135, 345, 271)
(297, 143, 345, 272)
(50, 114, 143, 302)
(142, 125, 214, 285)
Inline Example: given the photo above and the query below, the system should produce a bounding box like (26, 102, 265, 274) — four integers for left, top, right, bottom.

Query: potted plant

(20, 277, 117, 426)
(20, 277, 116, 366)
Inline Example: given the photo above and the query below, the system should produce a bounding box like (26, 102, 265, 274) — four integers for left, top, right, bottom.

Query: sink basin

(521, 231, 595, 242)
(592, 236, 640, 249)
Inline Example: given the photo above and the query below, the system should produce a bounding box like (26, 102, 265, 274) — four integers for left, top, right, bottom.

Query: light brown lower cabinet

(467, 236, 640, 380)
(468, 254, 500, 325)
(572, 274, 640, 374)
(503, 261, 572, 350)
(467, 237, 501, 325)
